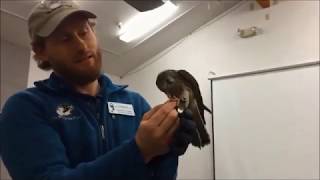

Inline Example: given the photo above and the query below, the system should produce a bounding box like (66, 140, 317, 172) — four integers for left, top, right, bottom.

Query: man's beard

(49, 48, 102, 86)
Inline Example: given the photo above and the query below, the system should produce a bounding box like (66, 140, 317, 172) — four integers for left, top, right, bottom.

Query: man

(0, 1, 194, 180)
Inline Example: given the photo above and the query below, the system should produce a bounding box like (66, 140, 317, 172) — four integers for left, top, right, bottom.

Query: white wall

(1, 40, 30, 109)
(120, 1, 319, 179)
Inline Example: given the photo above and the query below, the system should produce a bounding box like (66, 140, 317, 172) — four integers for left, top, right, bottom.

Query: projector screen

(212, 65, 319, 179)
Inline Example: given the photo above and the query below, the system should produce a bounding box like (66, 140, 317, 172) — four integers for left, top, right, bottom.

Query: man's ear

(32, 45, 49, 62)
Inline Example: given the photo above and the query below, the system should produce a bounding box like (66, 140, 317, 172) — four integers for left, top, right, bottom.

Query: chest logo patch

(56, 104, 74, 117)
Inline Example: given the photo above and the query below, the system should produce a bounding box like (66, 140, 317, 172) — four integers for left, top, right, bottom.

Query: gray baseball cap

(28, 0, 96, 40)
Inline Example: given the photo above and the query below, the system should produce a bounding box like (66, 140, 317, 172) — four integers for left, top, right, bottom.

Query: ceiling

(1, 0, 240, 77)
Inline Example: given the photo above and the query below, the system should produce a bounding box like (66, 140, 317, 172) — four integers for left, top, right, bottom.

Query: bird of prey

(156, 69, 211, 148)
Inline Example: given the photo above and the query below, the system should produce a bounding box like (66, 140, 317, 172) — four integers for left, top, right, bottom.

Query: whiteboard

(212, 66, 319, 179)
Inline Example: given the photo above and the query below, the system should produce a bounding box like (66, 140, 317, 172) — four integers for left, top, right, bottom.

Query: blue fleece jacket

(0, 73, 178, 180)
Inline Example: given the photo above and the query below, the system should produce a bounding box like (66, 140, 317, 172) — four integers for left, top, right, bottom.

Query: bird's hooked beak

(165, 96, 183, 113)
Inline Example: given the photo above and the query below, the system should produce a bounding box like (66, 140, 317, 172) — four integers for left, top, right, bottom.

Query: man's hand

(135, 101, 180, 163)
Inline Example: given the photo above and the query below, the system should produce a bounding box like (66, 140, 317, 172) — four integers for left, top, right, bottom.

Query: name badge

(108, 102, 135, 116)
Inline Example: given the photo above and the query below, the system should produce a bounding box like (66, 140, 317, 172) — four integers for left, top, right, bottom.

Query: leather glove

(170, 108, 196, 156)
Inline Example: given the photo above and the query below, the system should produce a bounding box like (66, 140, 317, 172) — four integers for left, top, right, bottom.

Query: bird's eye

(166, 78, 174, 84)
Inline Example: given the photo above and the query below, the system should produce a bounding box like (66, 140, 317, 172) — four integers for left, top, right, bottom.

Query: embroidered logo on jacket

(56, 104, 74, 117)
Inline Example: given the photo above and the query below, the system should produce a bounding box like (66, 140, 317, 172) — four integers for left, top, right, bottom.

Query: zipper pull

(101, 125, 105, 140)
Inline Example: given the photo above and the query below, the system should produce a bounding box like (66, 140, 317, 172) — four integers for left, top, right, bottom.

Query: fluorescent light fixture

(119, 1, 178, 43)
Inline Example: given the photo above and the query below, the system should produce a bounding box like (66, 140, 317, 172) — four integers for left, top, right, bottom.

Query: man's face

(40, 14, 102, 85)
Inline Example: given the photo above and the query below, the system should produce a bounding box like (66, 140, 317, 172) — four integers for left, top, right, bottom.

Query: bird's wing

(177, 70, 206, 122)
(189, 100, 211, 147)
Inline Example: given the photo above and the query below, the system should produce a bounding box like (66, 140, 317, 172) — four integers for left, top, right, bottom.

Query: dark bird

(156, 69, 211, 148)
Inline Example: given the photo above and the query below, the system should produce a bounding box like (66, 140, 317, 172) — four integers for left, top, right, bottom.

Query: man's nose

(74, 35, 88, 52)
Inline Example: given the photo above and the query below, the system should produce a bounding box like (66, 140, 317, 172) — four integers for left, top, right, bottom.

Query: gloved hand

(170, 108, 196, 156)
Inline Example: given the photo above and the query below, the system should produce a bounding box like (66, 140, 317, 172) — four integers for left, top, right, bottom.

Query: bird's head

(156, 70, 184, 99)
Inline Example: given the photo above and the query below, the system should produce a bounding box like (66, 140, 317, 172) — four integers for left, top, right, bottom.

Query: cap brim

(38, 9, 96, 37)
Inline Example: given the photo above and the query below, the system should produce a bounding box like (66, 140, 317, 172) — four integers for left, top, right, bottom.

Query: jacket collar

(34, 72, 128, 96)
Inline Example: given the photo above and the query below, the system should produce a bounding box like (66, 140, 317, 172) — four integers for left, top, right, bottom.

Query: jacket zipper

(96, 99, 106, 154)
